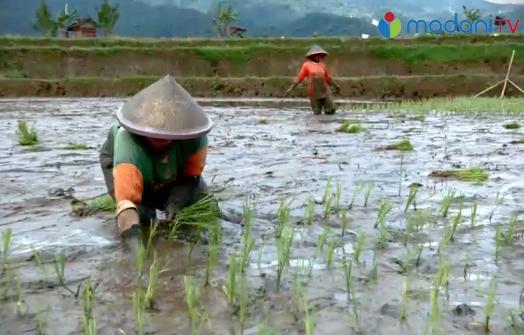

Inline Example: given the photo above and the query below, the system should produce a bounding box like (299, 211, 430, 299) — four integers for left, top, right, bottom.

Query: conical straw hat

(116, 75, 213, 139)
(305, 44, 328, 58)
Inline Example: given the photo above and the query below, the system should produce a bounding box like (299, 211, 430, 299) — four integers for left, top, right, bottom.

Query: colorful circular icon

(378, 11, 402, 38)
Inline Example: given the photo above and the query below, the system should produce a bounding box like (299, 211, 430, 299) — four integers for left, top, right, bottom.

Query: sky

(486, 0, 524, 3)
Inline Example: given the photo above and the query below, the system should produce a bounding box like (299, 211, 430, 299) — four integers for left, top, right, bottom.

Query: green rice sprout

(83, 278, 96, 335)
(169, 194, 220, 240)
(238, 276, 248, 335)
(386, 139, 414, 152)
(334, 182, 343, 215)
(440, 190, 456, 218)
(276, 223, 294, 293)
(349, 182, 365, 210)
(223, 254, 239, 305)
(323, 178, 334, 220)
(317, 226, 330, 252)
(504, 214, 519, 245)
(240, 197, 255, 273)
(325, 237, 338, 270)
(135, 243, 145, 278)
(375, 200, 392, 249)
(32, 249, 46, 275)
(484, 278, 497, 332)
(17, 120, 39, 146)
(404, 185, 419, 212)
(404, 215, 415, 246)
(205, 223, 222, 286)
(430, 168, 488, 183)
(363, 181, 375, 207)
(304, 197, 315, 226)
(2, 262, 11, 301)
(2, 228, 12, 265)
(434, 256, 450, 297)
(132, 289, 145, 335)
(275, 199, 290, 239)
(67, 142, 90, 150)
(427, 287, 440, 335)
(495, 228, 503, 264)
(184, 276, 206, 335)
(374, 200, 392, 228)
(341, 255, 354, 301)
(257, 236, 266, 273)
(504, 121, 521, 130)
(489, 192, 505, 222)
(354, 232, 366, 264)
(303, 295, 316, 335)
(399, 277, 411, 321)
(292, 275, 304, 314)
(471, 200, 478, 228)
(340, 209, 348, 236)
(145, 221, 159, 257)
(449, 194, 465, 242)
(368, 252, 379, 284)
(15, 275, 26, 316)
(53, 250, 75, 295)
(336, 120, 365, 134)
(36, 303, 48, 335)
(144, 253, 160, 310)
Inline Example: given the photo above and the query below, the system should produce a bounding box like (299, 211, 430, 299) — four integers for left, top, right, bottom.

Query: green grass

(336, 121, 366, 134)
(430, 168, 488, 183)
(386, 139, 414, 152)
(504, 121, 521, 129)
(390, 97, 524, 114)
(17, 120, 38, 146)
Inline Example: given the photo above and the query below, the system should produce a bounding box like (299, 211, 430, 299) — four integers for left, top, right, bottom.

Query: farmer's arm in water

(285, 62, 309, 96)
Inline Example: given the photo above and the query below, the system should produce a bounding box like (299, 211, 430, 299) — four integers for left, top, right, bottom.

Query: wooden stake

(508, 79, 524, 95)
(500, 49, 516, 98)
(474, 80, 504, 98)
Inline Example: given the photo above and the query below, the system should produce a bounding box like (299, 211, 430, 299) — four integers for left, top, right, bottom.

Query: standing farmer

(286, 45, 341, 115)
(99, 75, 213, 249)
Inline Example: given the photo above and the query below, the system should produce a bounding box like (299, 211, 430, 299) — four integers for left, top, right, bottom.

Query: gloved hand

(117, 209, 142, 252)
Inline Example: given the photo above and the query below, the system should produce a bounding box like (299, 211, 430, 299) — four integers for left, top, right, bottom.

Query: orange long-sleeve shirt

(295, 60, 332, 98)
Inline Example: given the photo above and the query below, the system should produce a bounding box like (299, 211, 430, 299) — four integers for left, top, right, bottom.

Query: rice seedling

(84, 194, 116, 213)
(463, 263, 471, 282)
(349, 182, 365, 210)
(484, 277, 497, 332)
(132, 289, 145, 335)
(504, 121, 521, 129)
(238, 276, 248, 335)
(430, 168, 488, 183)
(304, 197, 315, 226)
(17, 120, 39, 146)
(368, 252, 379, 284)
(145, 221, 158, 257)
(303, 295, 316, 335)
(205, 223, 222, 286)
(184, 276, 206, 335)
(36, 303, 48, 335)
(275, 199, 290, 239)
(434, 256, 450, 300)
(341, 255, 354, 301)
(67, 142, 90, 150)
(375, 201, 392, 249)
(317, 226, 330, 252)
(223, 254, 239, 305)
(276, 223, 294, 293)
(404, 185, 418, 212)
(169, 194, 220, 240)
(399, 277, 412, 321)
(240, 197, 255, 273)
(385, 139, 414, 152)
(2, 265, 12, 301)
(336, 120, 365, 134)
(323, 179, 334, 220)
(292, 275, 304, 314)
(15, 275, 26, 316)
(403, 215, 415, 246)
(144, 253, 160, 310)
(495, 228, 503, 264)
(2, 228, 12, 264)
(363, 181, 374, 207)
(135, 243, 145, 278)
(427, 287, 440, 335)
(257, 235, 266, 273)
(340, 209, 348, 236)
(83, 278, 96, 335)
(325, 237, 338, 269)
(471, 200, 478, 228)
(489, 192, 504, 222)
(501, 213, 519, 246)
(32, 249, 46, 275)
(53, 250, 75, 295)
(258, 323, 272, 335)
(439, 190, 456, 218)
(334, 182, 343, 215)
(449, 194, 465, 242)
(353, 232, 366, 264)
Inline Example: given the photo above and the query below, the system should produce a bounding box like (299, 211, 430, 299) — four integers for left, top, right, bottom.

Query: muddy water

(0, 98, 523, 335)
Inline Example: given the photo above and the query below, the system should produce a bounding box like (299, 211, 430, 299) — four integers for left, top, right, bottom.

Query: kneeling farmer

(286, 45, 341, 115)
(99, 75, 212, 246)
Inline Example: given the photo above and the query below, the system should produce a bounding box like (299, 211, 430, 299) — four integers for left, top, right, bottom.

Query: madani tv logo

(378, 12, 402, 38)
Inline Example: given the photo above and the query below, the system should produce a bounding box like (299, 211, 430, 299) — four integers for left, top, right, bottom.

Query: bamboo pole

(500, 49, 516, 98)
(474, 80, 504, 97)
(508, 79, 524, 94)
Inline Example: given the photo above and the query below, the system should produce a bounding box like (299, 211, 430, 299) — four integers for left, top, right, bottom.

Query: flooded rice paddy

(0, 98, 523, 335)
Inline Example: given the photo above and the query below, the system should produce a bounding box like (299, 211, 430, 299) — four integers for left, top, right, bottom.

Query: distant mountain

(0, 0, 522, 37)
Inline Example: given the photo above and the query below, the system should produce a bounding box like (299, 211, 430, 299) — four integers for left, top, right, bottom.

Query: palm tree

(97, 0, 120, 37)
(214, 4, 239, 38)
(33, 1, 56, 37)
(463, 5, 481, 23)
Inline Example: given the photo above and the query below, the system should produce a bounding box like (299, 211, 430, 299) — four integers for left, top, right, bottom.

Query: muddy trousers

(309, 95, 336, 115)
(99, 139, 208, 225)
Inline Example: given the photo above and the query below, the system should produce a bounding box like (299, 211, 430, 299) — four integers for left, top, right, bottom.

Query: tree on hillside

(55, 3, 78, 37)
(214, 4, 238, 38)
(463, 5, 481, 23)
(33, 1, 56, 37)
(97, 0, 120, 37)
